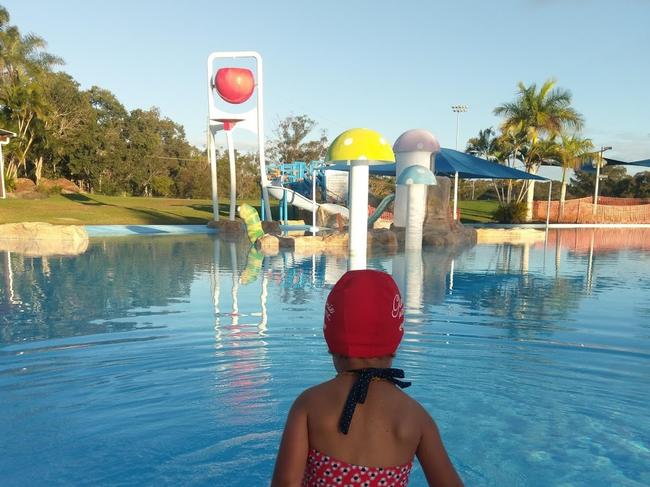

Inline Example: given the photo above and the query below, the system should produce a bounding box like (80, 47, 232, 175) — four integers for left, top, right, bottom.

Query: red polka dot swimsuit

(302, 448, 413, 487)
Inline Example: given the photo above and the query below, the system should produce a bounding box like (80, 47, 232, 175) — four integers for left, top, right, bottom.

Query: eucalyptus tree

(494, 79, 583, 220)
(268, 114, 328, 163)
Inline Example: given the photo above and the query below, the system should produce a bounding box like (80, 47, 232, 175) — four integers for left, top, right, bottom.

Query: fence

(533, 197, 650, 223)
(541, 228, 650, 252)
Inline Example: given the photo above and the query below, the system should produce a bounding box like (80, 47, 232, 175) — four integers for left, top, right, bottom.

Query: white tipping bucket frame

(207, 51, 272, 221)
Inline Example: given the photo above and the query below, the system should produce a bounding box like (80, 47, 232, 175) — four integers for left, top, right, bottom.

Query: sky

(4, 0, 650, 177)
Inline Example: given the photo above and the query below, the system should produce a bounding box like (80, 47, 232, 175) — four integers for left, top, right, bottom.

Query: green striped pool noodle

(238, 204, 264, 243)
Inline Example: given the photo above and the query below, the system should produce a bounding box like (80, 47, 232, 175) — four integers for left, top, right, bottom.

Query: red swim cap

(324, 270, 405, 358)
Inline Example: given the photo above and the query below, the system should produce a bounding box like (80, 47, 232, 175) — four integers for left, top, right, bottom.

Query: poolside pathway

(85, 225, 216, 237)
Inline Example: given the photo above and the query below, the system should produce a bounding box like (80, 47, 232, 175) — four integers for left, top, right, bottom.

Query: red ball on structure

(214, 68, 255, 104)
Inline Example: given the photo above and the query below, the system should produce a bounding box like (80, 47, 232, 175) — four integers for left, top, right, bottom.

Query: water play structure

(207, 51, 271, 221)
(265, 161, 349, 228)
(325, 128, 396, 270)
(205, 52, 547, 269)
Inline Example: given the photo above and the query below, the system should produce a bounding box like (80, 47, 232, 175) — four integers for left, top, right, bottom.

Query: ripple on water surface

(1, 231, 650, 486)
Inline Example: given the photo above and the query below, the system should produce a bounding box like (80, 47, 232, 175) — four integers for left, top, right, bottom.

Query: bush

(494, 201, 527, 223)
(151, 175, 173, 197)
(4, 173, 16, 192)
(36, 184, 62, 195)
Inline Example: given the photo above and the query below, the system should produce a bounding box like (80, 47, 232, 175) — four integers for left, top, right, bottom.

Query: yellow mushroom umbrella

(325, 128, 395, 270)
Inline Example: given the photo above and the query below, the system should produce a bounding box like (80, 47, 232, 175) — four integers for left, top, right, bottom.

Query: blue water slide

(367, 193, 395, 227)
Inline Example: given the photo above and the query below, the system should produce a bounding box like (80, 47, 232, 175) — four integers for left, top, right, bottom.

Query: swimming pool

(1, 230, 649, 486)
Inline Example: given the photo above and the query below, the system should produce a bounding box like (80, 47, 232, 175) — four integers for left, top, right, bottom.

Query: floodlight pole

(593, 146, 612, 215)
(451, 105, 468, 221)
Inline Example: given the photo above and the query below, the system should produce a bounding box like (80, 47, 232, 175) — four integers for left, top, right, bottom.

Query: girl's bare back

(305, 374, 422, 467)
(273, 373, 463, 486)
(272, 270, 463, 486)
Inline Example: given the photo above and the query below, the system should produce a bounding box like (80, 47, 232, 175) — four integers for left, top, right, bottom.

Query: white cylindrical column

(225, 130, 237, 221)
(208, 129, 219, 220)
(229, 242, 239, 325)
(348, 164, 369, 270)
(404, 251, 423, 310)
(393, 130, 440, 227)
(394, 151, 431, 227)
(312, 164, 317, 234)
(404, 184, 426, 251)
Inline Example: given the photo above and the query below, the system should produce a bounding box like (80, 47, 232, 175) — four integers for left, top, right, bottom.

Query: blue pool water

(1, 230, 649, 486)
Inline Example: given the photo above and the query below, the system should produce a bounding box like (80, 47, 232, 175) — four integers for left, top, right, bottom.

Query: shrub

(36, 184, 62, 195)
(4, 173, 16, 192)
(494, 201, 527, 223)
(151, 176, 173, 197)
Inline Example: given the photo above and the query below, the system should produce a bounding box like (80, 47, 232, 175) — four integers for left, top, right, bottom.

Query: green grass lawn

(458, 200, 499, 223)
(0, 192, 498, 225)
(0, 194, 275, 225)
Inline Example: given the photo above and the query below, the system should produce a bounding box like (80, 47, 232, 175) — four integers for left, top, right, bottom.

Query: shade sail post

(545, 180, 552, 237)
(453, 171, 459, 221)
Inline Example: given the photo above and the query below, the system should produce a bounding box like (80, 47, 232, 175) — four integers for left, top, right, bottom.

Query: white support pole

(449, 259, 455, 292)
(545, 181, 552, 233)
(208, 128, 219, 220)
(586, 229, 595, 292)
(593, 153, 601, 216)
(311, 163, 317, 235)
(225, 130, 237, 221)
(405, 184, 425, 251)
(260, 272, 268, 333)
(0, 143, 5, 199)
(252, 52, 273, 221)
(521, 242, 530, 274)
(211, 239, 222, 346)
(453, 171, 459, 221)
(230, 242, 239, 326)
(348, 164, 369, 271)
(404, 251, 423, 310)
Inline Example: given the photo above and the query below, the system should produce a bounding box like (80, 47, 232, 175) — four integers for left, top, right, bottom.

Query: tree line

(0, 5, 332, 200)
(0, 6, 212, 197)
(467, 79, 650, 220)
(7, 3, 643, 211)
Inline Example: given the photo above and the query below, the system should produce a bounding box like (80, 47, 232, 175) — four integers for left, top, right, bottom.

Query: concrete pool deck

(84, 224, 313, 238)
(85, 225, 217, 237)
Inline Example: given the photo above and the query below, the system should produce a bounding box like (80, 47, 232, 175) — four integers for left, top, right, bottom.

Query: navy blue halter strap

(338, 367, 411, 435)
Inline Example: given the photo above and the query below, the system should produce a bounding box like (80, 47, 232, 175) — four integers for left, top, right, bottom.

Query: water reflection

(3, 229, 650, 348)
(208, 238, 273, 421)
(0, 237, 217, 344)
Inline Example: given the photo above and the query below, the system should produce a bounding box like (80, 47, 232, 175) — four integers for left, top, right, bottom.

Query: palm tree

(494, 79, 584, 220)
(556, 134, 594, 216)
(0, 8, 62, 80)
(466, 127, 499, 200)
(0, 6, 62, 178)
(466, 127, 498, 160)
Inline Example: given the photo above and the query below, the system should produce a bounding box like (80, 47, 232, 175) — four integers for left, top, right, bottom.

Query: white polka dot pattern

(302, 448, 412, 486)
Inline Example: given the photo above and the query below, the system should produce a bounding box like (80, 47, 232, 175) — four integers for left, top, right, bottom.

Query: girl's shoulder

(290, 378, 338, 408)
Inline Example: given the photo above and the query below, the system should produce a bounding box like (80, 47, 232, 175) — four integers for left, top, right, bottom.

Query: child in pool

(272, 269, 463, 487)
